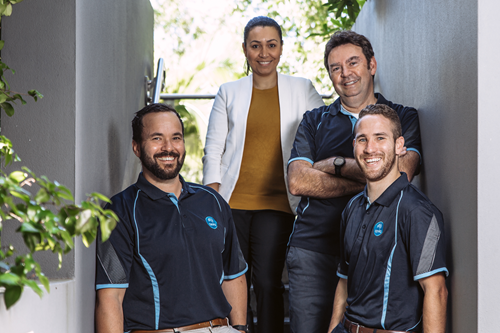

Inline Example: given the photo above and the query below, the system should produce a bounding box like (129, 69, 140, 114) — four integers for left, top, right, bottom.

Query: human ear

(132, 140, 141, 158)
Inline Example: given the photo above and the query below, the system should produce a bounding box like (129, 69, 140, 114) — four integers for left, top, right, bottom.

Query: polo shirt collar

(135, 172, 195, 201)
(362, 172, 409, 207)
(329, 93, 387, 116)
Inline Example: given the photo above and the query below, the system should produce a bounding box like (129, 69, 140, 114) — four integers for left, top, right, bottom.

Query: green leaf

(4, 285, 22, 309)
(3, 3, 12, 16)
(100, 216, 117, 242)
(0, 272, 21, 285)
(22, 279, 43, 297)
(38, 273, 50, 292)
(1, 102, 14, 117)
(28, 90, 43, 101)
(12, 94, 27, 105)
(35, 188, 50, 204)
(90, 192, 111, 204)
(0, 93, 8, 104)
(0, 40, 4, 51)
(9, 170, 26, 183)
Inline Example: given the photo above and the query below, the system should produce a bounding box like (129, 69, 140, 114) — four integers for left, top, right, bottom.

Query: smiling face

(133, 112, 186, 183)
(327, 43, 377, 109)
(242, 26, 282, 79)
(354, 114, 404, 183)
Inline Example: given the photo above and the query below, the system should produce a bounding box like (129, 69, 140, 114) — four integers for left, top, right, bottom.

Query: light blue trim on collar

(167, 193, 179, 213)
(96, 283, 128, 290)
(288, 156, 314, 166)
(414, 267, 449, 280)
(340, 105, 358, 132)
(337, 272, 348, 280)
(381, 190, 404, 329)
(133, 190, 161, 330)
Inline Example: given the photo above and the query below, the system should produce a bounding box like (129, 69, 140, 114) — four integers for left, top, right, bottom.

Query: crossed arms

(288, 150, 419, 199)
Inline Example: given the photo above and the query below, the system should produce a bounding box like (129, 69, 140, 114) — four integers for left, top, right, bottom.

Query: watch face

(334, 157, 345, 166)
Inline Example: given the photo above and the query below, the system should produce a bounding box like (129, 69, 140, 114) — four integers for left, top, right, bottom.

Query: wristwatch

(333, 156, 346, 176)
(232, 325, 249, 333)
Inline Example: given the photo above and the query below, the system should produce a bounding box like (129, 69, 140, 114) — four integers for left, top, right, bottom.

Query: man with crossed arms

(329, 104, 448, 333)
(286, 31, 422, 333)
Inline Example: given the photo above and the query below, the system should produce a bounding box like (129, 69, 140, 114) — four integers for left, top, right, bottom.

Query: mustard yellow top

(229, 85, 292, 214)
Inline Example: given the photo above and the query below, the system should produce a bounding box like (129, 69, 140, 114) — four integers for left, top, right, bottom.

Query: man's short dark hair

(132, 103, 184, 143)
(324, 30, 375, 72)
(357, 104, 402, 140)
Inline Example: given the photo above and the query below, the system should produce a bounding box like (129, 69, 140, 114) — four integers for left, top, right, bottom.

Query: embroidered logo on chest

(374, 221, 384, 236)
(205, 216, 218, 229)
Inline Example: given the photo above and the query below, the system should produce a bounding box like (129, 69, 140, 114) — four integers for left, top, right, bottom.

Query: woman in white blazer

(202, 16, 324, 333)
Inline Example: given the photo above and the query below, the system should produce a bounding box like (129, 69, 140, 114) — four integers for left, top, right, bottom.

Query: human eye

(269, 43, 276, 48)
(357, 137, 366, 143)
(251, 44, 259, 49)
(331, 66, 340, 73)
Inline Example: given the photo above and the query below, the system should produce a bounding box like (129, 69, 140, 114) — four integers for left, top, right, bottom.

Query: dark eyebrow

(374, 132, 390, 136)
(148, 132, 163, 138)
(330, 56, 362, 69)
(173, 132, 183, 137)
(250, 39, 279, 44)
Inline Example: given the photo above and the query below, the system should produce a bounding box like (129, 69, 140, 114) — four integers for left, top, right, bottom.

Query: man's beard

(140, 147, 186, 180)
(357, 149, 397, 182)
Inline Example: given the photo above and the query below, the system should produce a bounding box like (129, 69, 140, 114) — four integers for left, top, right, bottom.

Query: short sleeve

(221, 203, 248, 280)
(289, 111, 319, 166)
(406, 205, 448, 281)
(95, 201, 135, 290)
(399, 107, 422, 160)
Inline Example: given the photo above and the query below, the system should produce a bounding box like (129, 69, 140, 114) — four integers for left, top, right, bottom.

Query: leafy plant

(0, 0, 118, 309)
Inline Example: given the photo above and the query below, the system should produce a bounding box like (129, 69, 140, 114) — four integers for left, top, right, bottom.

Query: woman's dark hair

(243, 16, 283, 75)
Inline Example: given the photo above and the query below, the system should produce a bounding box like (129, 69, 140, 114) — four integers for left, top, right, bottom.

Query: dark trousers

(231, 209, 294, 333)
(286, 246, 340, 333)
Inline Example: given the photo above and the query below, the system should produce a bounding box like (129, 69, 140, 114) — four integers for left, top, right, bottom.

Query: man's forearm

(399, 150, 419, 181)
(313, 157, 365, 183)
(95, 289, 125, 333)
(221, 275, 247, 327)
(420, 274, 448, 333)
(328, 278, 348, 332)
(288, 160, 365, 199)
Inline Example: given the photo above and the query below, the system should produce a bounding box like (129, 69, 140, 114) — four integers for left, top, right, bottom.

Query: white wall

(477, 0, 500, 330)
(0, 0, 153, 332)
(354, 1, 478, 332)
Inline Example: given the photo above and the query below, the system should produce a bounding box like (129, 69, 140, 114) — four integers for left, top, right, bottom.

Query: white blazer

(202, 73, 325, 213)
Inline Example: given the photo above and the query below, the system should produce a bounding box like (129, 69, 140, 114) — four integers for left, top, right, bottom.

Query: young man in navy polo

(329, 104, 448, 333)
(95, 104, 249, 333)
(286, 31, 422, 333)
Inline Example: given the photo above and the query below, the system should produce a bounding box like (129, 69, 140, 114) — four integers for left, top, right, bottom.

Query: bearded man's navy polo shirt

(337, 173, 448, 332)
(288, 93, 422, 256)
(95, 173, 247, 331)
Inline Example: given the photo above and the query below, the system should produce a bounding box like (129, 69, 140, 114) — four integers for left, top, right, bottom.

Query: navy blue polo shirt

(337, 173, 448, 332)
(288, 93, 422, 255)
(95, 173, 247, 331)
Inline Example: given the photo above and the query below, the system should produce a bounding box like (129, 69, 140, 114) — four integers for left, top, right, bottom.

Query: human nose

(364, 139, 376, 153)
(341, 66, 351, 77)
(260, 45, 269, 58)
(161, 139, 174, 151)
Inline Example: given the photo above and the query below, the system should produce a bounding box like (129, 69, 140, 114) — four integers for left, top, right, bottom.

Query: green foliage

(0, 0, 118, 309)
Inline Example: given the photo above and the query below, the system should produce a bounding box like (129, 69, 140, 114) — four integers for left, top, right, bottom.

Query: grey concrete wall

(354, 1, 477, 332)
(0, 0, 153, 332)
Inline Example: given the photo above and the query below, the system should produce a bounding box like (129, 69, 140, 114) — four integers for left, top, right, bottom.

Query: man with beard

(286, 31, 422, 333)
(328, 104, 448, 333)
(95, 103, 248, 333)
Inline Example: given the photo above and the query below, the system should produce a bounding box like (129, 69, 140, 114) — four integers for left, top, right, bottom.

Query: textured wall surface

(0, 0, 153, 332)
(354, 1, 477, 332)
